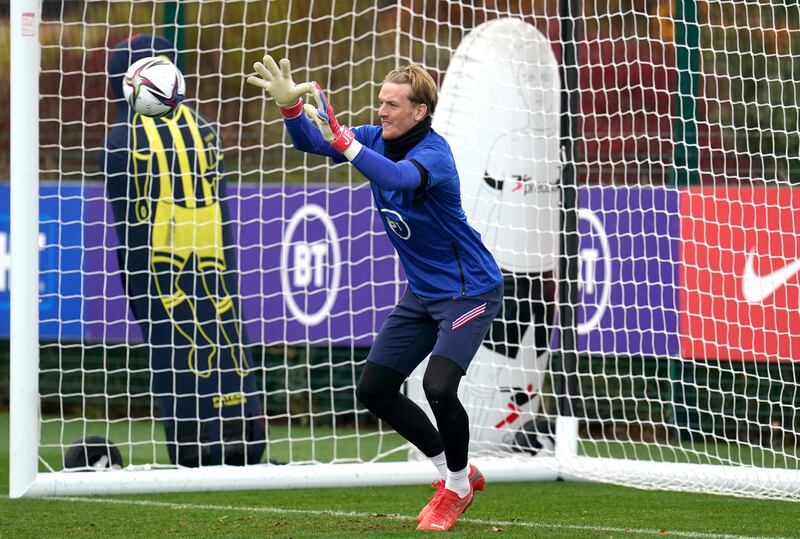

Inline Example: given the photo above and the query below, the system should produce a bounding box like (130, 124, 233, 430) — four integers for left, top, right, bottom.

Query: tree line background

(0, 0, 798, 184)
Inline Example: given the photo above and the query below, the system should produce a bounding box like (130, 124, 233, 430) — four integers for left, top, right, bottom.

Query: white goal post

(9, 0, 800, 501)
(9, 0, 42, 500)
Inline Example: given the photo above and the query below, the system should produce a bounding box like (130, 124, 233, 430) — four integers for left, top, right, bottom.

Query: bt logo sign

(280, 204, 341, 327)
(577, 208, 611, 335)
(292, 241, 328, 288)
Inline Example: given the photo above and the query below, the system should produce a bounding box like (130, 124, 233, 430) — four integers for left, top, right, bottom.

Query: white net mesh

(36, 0, 407, 473)
(11, 0, 800, 500)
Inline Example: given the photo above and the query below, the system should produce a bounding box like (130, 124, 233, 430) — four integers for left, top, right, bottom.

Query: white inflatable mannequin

(408, 18, 561, 456)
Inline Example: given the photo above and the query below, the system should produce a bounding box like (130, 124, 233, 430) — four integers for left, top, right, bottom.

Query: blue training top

(285, 114, 502, 298)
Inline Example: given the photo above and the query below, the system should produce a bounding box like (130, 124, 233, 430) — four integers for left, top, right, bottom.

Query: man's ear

(414, 103, 428, 121)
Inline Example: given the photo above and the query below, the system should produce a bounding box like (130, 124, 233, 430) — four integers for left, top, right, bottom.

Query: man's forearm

(284, 114, 346, 162)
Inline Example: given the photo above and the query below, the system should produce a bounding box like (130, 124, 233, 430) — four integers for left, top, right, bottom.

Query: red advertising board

(681, 187, 800, 362)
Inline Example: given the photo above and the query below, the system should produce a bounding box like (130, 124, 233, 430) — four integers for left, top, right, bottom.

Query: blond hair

(383, 65, 438, 116)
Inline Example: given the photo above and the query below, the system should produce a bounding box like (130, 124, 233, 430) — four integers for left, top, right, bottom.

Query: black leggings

(356, 356, 469, 471)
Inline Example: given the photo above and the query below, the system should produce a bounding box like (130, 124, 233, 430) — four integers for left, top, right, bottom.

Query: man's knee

(422, 375, 456, 405)
(356, 373, 397, 411)
(357, 361, 407, 409)
(355, 377, 378, 408)
(423, 355, 463, 405)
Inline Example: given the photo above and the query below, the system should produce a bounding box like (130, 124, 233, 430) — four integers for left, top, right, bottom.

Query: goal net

(8, 0, 800, 501)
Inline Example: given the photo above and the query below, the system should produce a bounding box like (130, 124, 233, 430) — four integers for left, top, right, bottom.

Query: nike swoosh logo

(741, 249, 800, 303)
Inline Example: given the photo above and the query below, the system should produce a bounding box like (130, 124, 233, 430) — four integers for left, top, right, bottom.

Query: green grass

(2, 413, 800, 538)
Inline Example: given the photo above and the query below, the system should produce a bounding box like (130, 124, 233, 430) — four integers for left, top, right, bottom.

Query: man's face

(377, 82, 426, 140)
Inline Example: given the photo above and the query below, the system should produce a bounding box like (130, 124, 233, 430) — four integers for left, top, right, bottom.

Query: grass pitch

(2, 413, 799, 538)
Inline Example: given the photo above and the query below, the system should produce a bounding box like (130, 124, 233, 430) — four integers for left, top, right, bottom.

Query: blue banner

(0, 184, 83, 339)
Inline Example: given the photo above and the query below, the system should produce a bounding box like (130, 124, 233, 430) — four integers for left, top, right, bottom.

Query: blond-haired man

(247, 57, 502, 532)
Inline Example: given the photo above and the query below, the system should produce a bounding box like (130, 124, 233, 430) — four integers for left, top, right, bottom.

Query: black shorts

(367, 285, 503, 376)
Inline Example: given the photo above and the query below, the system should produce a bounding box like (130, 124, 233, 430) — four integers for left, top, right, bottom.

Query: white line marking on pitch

(2, 495, 788, 539)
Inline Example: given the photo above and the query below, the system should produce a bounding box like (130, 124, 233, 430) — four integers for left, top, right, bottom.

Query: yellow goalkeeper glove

(246, 55, 312, 118)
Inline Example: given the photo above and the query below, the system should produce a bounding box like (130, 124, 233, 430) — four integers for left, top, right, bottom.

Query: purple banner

(575, 186, 680, 356)
(82, 184, 680, 354)
(84, 184, 400, 346)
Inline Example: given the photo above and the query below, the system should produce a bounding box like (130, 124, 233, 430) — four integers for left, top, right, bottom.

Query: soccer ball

(122, 56, 185, 118)
(63, 435, 124, 471)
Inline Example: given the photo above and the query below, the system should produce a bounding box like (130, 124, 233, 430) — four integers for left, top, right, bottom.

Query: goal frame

(6, 0, 578, 499)
(10, 0, 800, 501)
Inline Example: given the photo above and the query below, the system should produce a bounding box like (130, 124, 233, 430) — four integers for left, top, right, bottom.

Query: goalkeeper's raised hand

(246, 55, 312, 118)
(303, 82, 362, 160)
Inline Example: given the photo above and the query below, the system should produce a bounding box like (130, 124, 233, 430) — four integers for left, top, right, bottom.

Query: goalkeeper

(247, 56, 502, 532)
